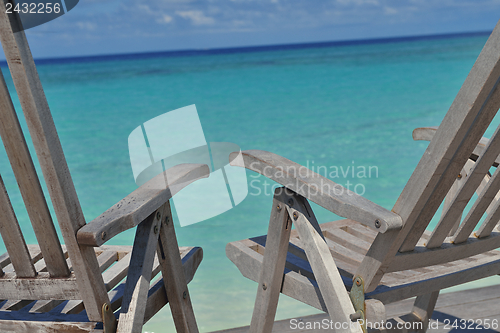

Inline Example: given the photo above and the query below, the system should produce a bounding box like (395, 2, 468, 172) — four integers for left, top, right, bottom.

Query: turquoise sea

(1, 32, 499, 332)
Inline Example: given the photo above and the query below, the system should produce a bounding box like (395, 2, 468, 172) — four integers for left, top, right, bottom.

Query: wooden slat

(442, 162, 471, 237)
(5, 248, 71, 313)
(29, 299, 64, 313)
(359, 20, 500, 292)
(343, 222, 378, 243)
(413, 126, 500, 167)
(226, 239, 329, 313)
(58, 300, 86, 316)
(411, 290, 439, 333)
(0, 272, 79, 300)
(293, 234, 362, 270)
(228, 231, 500, 310)
(398, 25, 500, 251)
(116, 207, 161, 333)
(34, 247, 69, 274)
(96, 251, 118, 273)
(0, 69, 69, 278)
(287, 194, 359, 333)
(0, 319, 97, 332)
(370, 256, 500, 304)
(247, 189, 292, 333)
(0, 174, 36, 277)
(108, 246, 203, 324)
(387, 234, 500, 272)
(0, 6, 110, 320)
(156, 200, 199, 333)
(322, 228, 371, 255)
(0, 300, 33, 311)
(26, 250, 119, 314)
(229, 150, 402, 233)
(103, 253, 132, 292)
(426, 124, 500, 248)
(1, 245, 43, 273)
(453, 161, 500, 243)
(475, 196, 500, 238)
(55, 248, 136, 315)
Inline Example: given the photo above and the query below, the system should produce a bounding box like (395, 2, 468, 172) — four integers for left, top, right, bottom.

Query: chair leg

(116, 206, 163, 333)
(290, 194, 361, 333)
(411, 291, 439, 333)
(249, 188, 293, 333)
(157, 201, 199, 333)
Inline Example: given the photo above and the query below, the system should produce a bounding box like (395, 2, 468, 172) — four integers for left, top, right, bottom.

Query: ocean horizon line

(0, 29, 491, 67)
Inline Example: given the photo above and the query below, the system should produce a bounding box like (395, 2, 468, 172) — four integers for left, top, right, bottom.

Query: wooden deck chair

(226, 19, 500, 333)
(0, 7, 207, 333)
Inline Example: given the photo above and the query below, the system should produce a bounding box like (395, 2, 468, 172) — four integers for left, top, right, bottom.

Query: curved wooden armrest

(413, 127, 497, 166)
(77, 163, 210, 246)
(229, 150, 402, 232)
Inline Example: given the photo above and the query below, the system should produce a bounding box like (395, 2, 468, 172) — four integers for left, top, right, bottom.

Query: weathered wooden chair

(226, 19, 500, 333)
(0, 8, 207, 333)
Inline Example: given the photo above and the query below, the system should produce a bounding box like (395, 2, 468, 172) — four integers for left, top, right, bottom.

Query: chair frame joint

(102, 302, 117, 333)
(349, 276, 366, 333)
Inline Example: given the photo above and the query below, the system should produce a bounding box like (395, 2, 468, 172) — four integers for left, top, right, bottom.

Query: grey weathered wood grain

(77, 163, 209, 247)
(156, 200, 199, 333)
(358, 20, 500, 292)
(0, 299, 33, 311)
(0, 7, 109, 320)
(474, 198, 500, 238)
(0, 7, 204, 330)
(287, 194, 359, 333)
(413, 127, 500, 240)
(453, 161, 500, 242)
(143, 246, 203, 324)
(387, 234, 500, 272)
(103, 252, 132, 291)
(105, 246, 202, 325)
(323, 228, 371, 255)
(442, 162, 470, 237)
(413, 127, 498, 166)
(0, 69, 69, 278)
(396, 21, 500, 252)
(29, 299, 64, 313)
(213, 284, 500, 333)
(226, 240, 328, 312)
(342, 222, 377, 243)
(0, 272, 79, 300)
(116, 207, 162, 333)
(411, 291, 439, 332)
(227, 226, 500, 308)
(426, 123, 500, 249)
(229, 150, 402, 233)
(0, 320, 97, 332)
(249, 189, 292, 333)
(95, 251, 118, 274)
(0, 174, 36, 277)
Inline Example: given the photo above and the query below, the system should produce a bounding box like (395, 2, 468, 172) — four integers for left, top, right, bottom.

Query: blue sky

(7, 0, 500, 60)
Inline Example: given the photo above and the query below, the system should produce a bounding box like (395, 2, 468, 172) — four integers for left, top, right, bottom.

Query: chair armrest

(413, 127, 497, 166)
(77, 163, 210, 246)
(230, 150, 402, 232)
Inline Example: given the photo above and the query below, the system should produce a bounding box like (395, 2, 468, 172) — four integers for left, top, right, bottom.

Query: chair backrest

(0, 7, 109, 321)
(359, 19, 500, 292)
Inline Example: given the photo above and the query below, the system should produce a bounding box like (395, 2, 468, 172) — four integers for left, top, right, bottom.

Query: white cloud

(158, 14, 174, 24)
(176, 10, 215, 25)
(384, 6, 398, 15)
(336, 0, 379, 5)
(76, 21, 96, 31)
